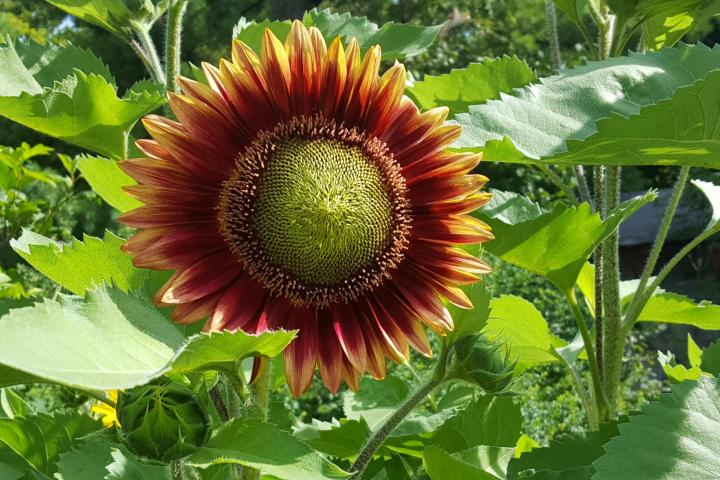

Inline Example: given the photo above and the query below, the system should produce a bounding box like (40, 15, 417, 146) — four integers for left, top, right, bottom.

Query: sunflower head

(120, 20, 493, 396)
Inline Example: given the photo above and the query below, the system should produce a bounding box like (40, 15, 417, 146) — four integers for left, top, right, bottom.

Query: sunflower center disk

(253, 138, 392, 286)
(219, 116, 411, 307)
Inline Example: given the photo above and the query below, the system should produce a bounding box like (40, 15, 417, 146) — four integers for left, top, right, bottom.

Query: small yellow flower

(91, 390, 120, 428)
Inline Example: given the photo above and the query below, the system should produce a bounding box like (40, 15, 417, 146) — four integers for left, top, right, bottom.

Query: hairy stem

(250, 362, 272, 421)
(350, 378, 440, 478)
(567, 292, 608, 425)
(624, 167, 690, 329)
(568, 363, 598, 430)
(575, 165, 593, 207)
(129, 39, 163, 83)
(622, 225, 720, 336)
(171, 460, 184, 480)
(538, 164, 578, 205)
(601, 166, 622, 415)
(350, 345, 449, 478)
(545, 0, 562, 70)
(404, 361, 439, 411)
(593, 165, 605, 382)
(209, 384, 229, 422)
(133, 22, 166, 85)
(164, 0, 188, 93)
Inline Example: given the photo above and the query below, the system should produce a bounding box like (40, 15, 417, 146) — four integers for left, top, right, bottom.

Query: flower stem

(164, 0, 188, 94)
(593, 165, 605, 382)
(545, 0, 562, 71)
(567, 363, 598, 430)
(566, 292, 609, 425)
(623, 167, 690, 330)
(350, 345, 449, 479)
(538, 164, 578, 205)
(349, 377, 440, 479)
(601, 166, 622, 415)
(132, 22, 166, 85)
(622, 224, 720, 336)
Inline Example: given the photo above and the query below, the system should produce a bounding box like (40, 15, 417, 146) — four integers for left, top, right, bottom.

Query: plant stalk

(575, 165, 593, 207)
(350, 377, 440, 478)
(132, 22, 166, 85)
(624, 167, 690, 329)
(622, 225, 720, 336)
(545, 0, 562, 71)
(601, 166, 622, 415)
(568, 363, 598, 430)
(165, 0, 189, 94)
(350, 345, 449, 478)
(593, 165, 605, 382)
(566, 292, 608, 425)
(538, 164, 578, 205)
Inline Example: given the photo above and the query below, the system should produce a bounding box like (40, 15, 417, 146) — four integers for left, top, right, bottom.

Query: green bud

(447, 334, 516, 395)
(117, 379, 211, 462)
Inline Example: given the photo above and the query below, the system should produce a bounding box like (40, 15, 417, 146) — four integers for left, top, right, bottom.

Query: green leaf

(0, 389, 32, 419)
(77, 155, 141, 212)
(553, 0, 586, 28)
(407, 56, 537, 116)
(11, 230, 145, 297)
(0, 36, 112, 96)
(507, 420, 623, 480)
(0, 287, 294, 390)
(233, 18, 292, 54)
(423, 445, 512, 480)
(483, 296, 565, 372)
(453, 44, 720, 169)
(636, 292, 720, 329)
(303, 8, 441, 60)
(431, 395, 522, 452)
(57, 438, 170, 480)
(643, 3, 720, 49)
(476, 190, 655, 292)
(46, 0, 133, 38)
(701, 339, 720, 375)
(0, 64, 164, 159)
(0, 411, 101, 475)
(293, 418, 371, 460)
(446, 282, 491, 346)
(594, 377, 720, 479)
(188, 420, 350, 479)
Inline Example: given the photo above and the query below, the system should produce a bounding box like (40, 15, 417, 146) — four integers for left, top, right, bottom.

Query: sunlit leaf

(476, 190, 655, 292)
(637, 293, 720, 330)
(594, 377, 720, 479)
(57, 439, 169, 480)
(303, 8, 441, 60)
(188, 420, 350, 479)
(76, 155, 142, 212)
(483, 295, 565, 372)
(407, 56, 537, 115)
(453, 44, 720, 169)
(423, 445, 512, 480)
(0, 288, 294, 390)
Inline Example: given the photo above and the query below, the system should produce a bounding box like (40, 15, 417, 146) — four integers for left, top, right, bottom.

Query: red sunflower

(120, 20, 493, 396)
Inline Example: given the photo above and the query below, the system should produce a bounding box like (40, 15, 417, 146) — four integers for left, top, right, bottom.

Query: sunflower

(120, 21, 493, 396)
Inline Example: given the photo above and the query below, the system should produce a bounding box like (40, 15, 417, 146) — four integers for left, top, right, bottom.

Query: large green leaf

(644, 2, 720, 49)
(637, 292, 720, 329)
(453, 44, 720, 169)
(483, 295, 565, 372)
(57, 439, 169, 480)
(476, 190, 655, 292)
(0, 412, 101, 476)
(507, 420, 623, 480)
(0, 71, 164, 159)
(293, 418, 371, 460)
(303, 8, 441, 60)
(0, 36, 112, 95)
(0, 287, 295, 390)
(188, 420, 349, 479)
(407, 56, 537, 116)
(46, 0, 134, 38)
(594, 377, 720, 479)
(423, 445, 513, 480)
(76, 155, 141, 212)
(445, 282, 491, 346)
(431, 395, 523, 452)
(11, 230, 144, 297)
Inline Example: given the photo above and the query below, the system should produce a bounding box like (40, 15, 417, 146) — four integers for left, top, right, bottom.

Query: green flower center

(252, 137, 393, 286)
(219, 115, 411, 307)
